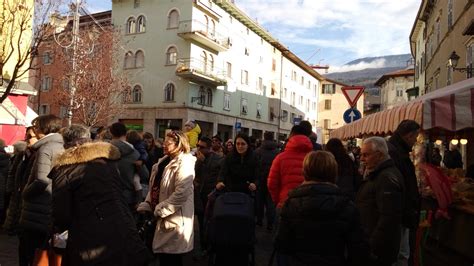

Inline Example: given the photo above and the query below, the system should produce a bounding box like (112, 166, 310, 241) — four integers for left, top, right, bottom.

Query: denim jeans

(393, 227, 410, 266)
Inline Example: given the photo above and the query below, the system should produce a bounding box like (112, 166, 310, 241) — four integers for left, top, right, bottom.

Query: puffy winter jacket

(185, 123, 201, 149)
(276, 183, 369, 266)
(267, 135, 313, 208)
(50, 142, 151, 265)
(20, 133, 64, 233)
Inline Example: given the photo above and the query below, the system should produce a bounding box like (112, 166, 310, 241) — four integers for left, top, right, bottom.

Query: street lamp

(52, 0, 96, 126)
(448, 51, 473, 77)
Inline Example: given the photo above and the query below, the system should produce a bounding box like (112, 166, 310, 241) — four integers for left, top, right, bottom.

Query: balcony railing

(175, 58, 227, 86)
(177, 20, 230, 52)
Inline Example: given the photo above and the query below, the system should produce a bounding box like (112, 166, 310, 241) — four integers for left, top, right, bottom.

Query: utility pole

(277, 50, 284, 141)
(67, 0, 80, 126)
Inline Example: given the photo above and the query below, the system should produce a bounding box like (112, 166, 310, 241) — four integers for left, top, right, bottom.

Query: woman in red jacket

(267, 130, 313, 209)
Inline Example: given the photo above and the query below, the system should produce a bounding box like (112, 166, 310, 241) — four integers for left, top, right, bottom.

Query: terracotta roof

(374, 69, 414, 87)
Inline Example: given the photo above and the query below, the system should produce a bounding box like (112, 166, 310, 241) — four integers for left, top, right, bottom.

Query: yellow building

(411, 0, 473, 93)
(0, 0, 35, 85)
(375, 69, 415, 111)
(318, 79, 364, 144)
(0, 0, 37, 145)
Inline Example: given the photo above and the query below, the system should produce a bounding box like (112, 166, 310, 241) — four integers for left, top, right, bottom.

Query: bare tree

(0, 0, 57, 103)
(51, 26, 129, 127)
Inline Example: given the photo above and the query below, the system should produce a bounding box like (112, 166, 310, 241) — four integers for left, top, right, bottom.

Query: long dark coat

(356, 159, 404, 265)
(275, 183, 369, 266)
(20, 133, 64, 233)
(49, 142, 150, 266)
(218, 150, 258, 194)
(387, 133, 419, 229)
(3, 149, 35, 233)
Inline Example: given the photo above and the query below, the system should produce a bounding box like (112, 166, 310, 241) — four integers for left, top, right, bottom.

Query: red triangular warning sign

(341, 86, 365, 107)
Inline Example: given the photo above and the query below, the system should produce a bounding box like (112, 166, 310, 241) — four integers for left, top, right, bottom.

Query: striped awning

(331, 78, 474, 140)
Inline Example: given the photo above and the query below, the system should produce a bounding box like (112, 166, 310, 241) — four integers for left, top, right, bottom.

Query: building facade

(411, 0, 473, 94)
(318, 79, 364, 144)
(375, 69, 415, 111)
(0, 0, 37, 145)
(30, 11, 113, 126)
(112, 0, 322, 141)
(409, 1, 427, 99)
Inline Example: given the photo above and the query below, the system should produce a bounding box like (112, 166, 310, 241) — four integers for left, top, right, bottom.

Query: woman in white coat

(137, 130, 196, 266)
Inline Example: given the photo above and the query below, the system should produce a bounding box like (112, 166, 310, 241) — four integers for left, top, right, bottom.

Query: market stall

(330, 77, 474, 140)
(331, 77, 474, 265)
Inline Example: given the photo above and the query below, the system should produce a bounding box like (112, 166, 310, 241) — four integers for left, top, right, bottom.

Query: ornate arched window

(126, 17, 136, 34)
(204, 15, 209, 35)
(208, 54, 214, 72)
(164, 83, 175, 101)
(132, 85, 142, 103)
(136, 15, 146, 32)
(168, 9, 179, 28)
(166, 46, 177, 65)
(200, 51, 207, 72)
(206, 88, 213, 106)
(135, 50, 144, 68)
(198, 87, 206, 105)
(124, 51, 134, 69)
(210, 20, 216, 38)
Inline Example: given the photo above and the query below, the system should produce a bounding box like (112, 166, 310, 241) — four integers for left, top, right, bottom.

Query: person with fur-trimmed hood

(50, 124, 151, 266)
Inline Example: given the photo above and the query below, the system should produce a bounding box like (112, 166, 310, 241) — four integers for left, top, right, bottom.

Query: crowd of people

(0, 115, 435, 266)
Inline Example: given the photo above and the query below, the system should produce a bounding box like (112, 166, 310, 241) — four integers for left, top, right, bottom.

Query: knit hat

(184, 120, 196, 128)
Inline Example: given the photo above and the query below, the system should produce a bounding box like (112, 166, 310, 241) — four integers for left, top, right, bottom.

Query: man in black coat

(110, 122, 140, 212)
(443, 144, 463, 169)
(387, 120, 420, 266)
(255, 132, 279, 230)
(194, 137, 223, 257)
(357, 137, 404, 266)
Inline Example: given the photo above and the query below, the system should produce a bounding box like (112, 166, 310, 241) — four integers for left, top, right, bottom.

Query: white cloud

(327, 58, 387, 73)
(235, 0, 420, 65)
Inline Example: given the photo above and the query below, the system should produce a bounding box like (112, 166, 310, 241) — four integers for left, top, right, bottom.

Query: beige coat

(141, 152, 196, 254)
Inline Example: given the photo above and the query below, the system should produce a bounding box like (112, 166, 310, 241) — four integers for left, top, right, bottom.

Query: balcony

(177, 20, 229, 52)
(175, 58, 227, 86)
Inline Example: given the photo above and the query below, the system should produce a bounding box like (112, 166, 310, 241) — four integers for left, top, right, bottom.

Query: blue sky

(85, 0, 420, 73)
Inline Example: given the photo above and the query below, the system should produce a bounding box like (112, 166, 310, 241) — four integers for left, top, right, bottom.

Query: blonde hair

(303, 151, 338, 183)
(166, 130, 190, 157)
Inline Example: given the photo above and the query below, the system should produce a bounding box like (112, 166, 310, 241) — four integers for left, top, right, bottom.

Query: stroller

(206, 191, 256, 266)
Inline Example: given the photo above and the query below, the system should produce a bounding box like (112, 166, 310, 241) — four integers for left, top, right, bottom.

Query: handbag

(33, 248, 62, 266)
(137, 212, 157, 250)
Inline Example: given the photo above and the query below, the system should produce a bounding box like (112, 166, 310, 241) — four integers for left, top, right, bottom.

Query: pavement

(0, 222, 274, 266)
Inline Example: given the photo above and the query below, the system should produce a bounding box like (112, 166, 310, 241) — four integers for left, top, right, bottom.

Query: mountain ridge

(324, 54, 412, 89)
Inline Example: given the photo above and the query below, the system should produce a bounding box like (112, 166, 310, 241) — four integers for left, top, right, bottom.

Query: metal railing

(177, 20, 230, 48)
(176, 57, 227, 83)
